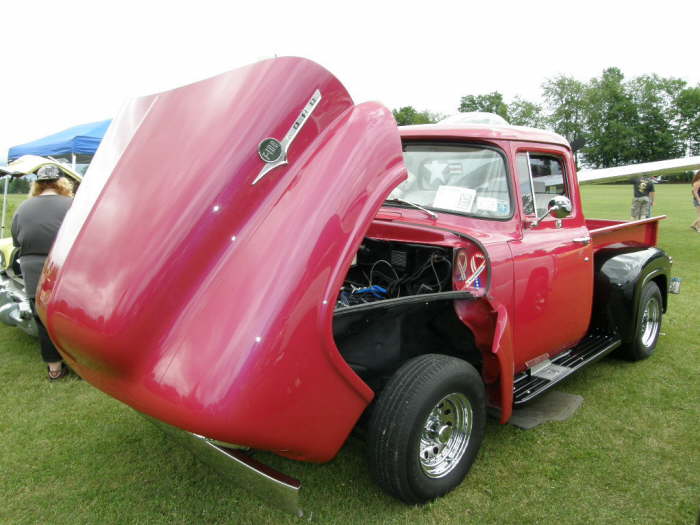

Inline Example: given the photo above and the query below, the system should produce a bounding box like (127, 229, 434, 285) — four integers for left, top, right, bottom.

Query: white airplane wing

(577, 156, 700, 183)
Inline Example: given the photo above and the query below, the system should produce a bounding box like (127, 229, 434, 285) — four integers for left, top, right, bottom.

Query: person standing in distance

(11, 165, 73, 380)
(690, 171, 700, 232)
(630, 174, 655, 220)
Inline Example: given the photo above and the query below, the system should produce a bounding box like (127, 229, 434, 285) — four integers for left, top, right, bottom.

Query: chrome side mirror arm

(528, 195, 573, 228)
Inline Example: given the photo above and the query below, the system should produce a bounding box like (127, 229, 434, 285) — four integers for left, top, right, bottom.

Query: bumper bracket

(144, 415, 303, 516)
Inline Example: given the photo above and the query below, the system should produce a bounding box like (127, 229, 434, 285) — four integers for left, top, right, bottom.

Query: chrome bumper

(0, 273, 37, 337)
(143, 415, 303, 517)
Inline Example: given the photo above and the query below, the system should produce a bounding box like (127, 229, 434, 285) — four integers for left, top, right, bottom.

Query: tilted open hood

(37, 57, 405, 462)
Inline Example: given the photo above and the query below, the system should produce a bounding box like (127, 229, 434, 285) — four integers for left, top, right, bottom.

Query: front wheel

(367, 354, 485, 504)
(620, 281, 663, 361)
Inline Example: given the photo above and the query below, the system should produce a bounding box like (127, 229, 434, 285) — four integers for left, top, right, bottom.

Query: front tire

(367, 354, 485, 504)
(620, 281, 663, 361)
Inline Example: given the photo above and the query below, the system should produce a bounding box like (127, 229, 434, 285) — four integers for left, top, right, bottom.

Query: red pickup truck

(36, 57, 671, 515)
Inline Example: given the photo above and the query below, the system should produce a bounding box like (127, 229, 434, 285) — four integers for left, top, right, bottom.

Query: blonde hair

(30, 177, 74, 198)
(692, 171, 700, 185)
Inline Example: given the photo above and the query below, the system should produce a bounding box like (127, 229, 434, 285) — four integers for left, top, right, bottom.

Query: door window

(516, 153, 568, 218)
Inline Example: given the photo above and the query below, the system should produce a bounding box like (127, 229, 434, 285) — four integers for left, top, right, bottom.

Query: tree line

(393, 67, 700, 170)
(5, 178, 30, 194)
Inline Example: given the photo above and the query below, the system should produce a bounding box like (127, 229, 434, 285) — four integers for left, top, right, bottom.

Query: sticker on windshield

(433, 186, 476, 213)
(475, 196, 498, 212)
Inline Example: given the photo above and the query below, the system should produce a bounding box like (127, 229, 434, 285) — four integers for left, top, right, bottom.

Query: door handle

(572, 236, 591, 245)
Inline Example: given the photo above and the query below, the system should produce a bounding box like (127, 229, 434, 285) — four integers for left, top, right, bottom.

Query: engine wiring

(336, 245, 452, 309)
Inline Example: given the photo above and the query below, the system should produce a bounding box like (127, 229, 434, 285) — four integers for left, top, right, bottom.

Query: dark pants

(29, 298, 62, 363)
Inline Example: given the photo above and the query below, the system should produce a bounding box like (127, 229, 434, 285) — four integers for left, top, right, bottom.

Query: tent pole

(1, 176, 9, 238)
(72, 153, 76, 171)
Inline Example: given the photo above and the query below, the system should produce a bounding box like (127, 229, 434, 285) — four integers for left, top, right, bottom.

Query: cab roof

(399, 123, 571, 149)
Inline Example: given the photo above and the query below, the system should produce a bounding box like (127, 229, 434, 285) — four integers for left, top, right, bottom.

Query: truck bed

(587, 216, 665, 251)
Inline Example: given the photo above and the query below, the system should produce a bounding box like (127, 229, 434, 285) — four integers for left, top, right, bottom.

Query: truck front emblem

(253, 89, 322, 185)
(258, 138, 283, 163)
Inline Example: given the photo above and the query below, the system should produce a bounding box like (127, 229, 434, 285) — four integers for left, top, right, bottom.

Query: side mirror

(529, 195, 572, 227)
(547, 195, 572, 218)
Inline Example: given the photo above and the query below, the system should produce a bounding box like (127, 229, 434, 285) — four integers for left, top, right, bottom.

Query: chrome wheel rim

(640, 296, 661, 347)
(419, 392, 472, 479)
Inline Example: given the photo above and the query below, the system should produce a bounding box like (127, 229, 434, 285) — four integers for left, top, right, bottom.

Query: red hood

(37, 57, 405, 462)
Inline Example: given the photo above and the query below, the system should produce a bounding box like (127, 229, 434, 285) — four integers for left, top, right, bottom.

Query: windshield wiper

(385, 198, 438, 219)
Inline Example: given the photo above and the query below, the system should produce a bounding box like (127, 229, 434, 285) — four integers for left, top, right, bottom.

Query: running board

(513, 333, 621, 405)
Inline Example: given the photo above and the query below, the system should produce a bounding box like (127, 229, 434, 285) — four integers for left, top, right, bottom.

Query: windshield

(388, 143, 512, 219)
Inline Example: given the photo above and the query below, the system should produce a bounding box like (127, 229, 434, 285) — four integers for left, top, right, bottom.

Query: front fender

(491, 301, 513, 423)
(454, 296, 513, 424)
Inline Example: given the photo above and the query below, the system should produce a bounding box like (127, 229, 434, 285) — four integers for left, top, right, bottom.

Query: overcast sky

(2, 0, 699, 161)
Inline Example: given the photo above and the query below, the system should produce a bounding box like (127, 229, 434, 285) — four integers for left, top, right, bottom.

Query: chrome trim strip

(333, 290, 476, 317)
(142, 414, 303, 517)
(252, 89, 322, 185)
(572, 236, 591, 245)
(526, 151, 537, 214)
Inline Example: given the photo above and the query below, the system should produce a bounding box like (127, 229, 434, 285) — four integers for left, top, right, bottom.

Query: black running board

(513, 333, 621, 405)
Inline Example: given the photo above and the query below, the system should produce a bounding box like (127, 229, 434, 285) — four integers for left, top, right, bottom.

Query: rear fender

(592, 246, 671, 342)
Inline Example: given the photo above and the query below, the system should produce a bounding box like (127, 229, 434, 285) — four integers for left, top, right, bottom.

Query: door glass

(516, 153, 568, 218)
(516, 153, 535, 215)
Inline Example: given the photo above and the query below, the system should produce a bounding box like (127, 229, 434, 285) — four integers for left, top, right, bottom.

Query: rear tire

(620, 281, 662, 361)
(367, 354, 485, 504)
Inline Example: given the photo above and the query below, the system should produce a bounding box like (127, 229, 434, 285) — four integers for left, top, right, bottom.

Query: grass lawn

(1, 194, 26, 239)
(0, 185, 698, 524)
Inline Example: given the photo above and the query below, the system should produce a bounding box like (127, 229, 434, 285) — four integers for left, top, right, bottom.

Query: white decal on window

(475, 196, 498, 212)
(433, 186, 476, 213)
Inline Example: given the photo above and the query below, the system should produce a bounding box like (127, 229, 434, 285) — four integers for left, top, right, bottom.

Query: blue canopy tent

(7, 119, 111, 167)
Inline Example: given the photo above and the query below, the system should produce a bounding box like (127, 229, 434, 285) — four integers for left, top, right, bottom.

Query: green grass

(1, 194, 26, 239)
(1, 185, 698, 524)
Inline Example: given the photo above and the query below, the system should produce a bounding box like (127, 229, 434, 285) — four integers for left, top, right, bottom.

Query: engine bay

(336, 239, 453, 309)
